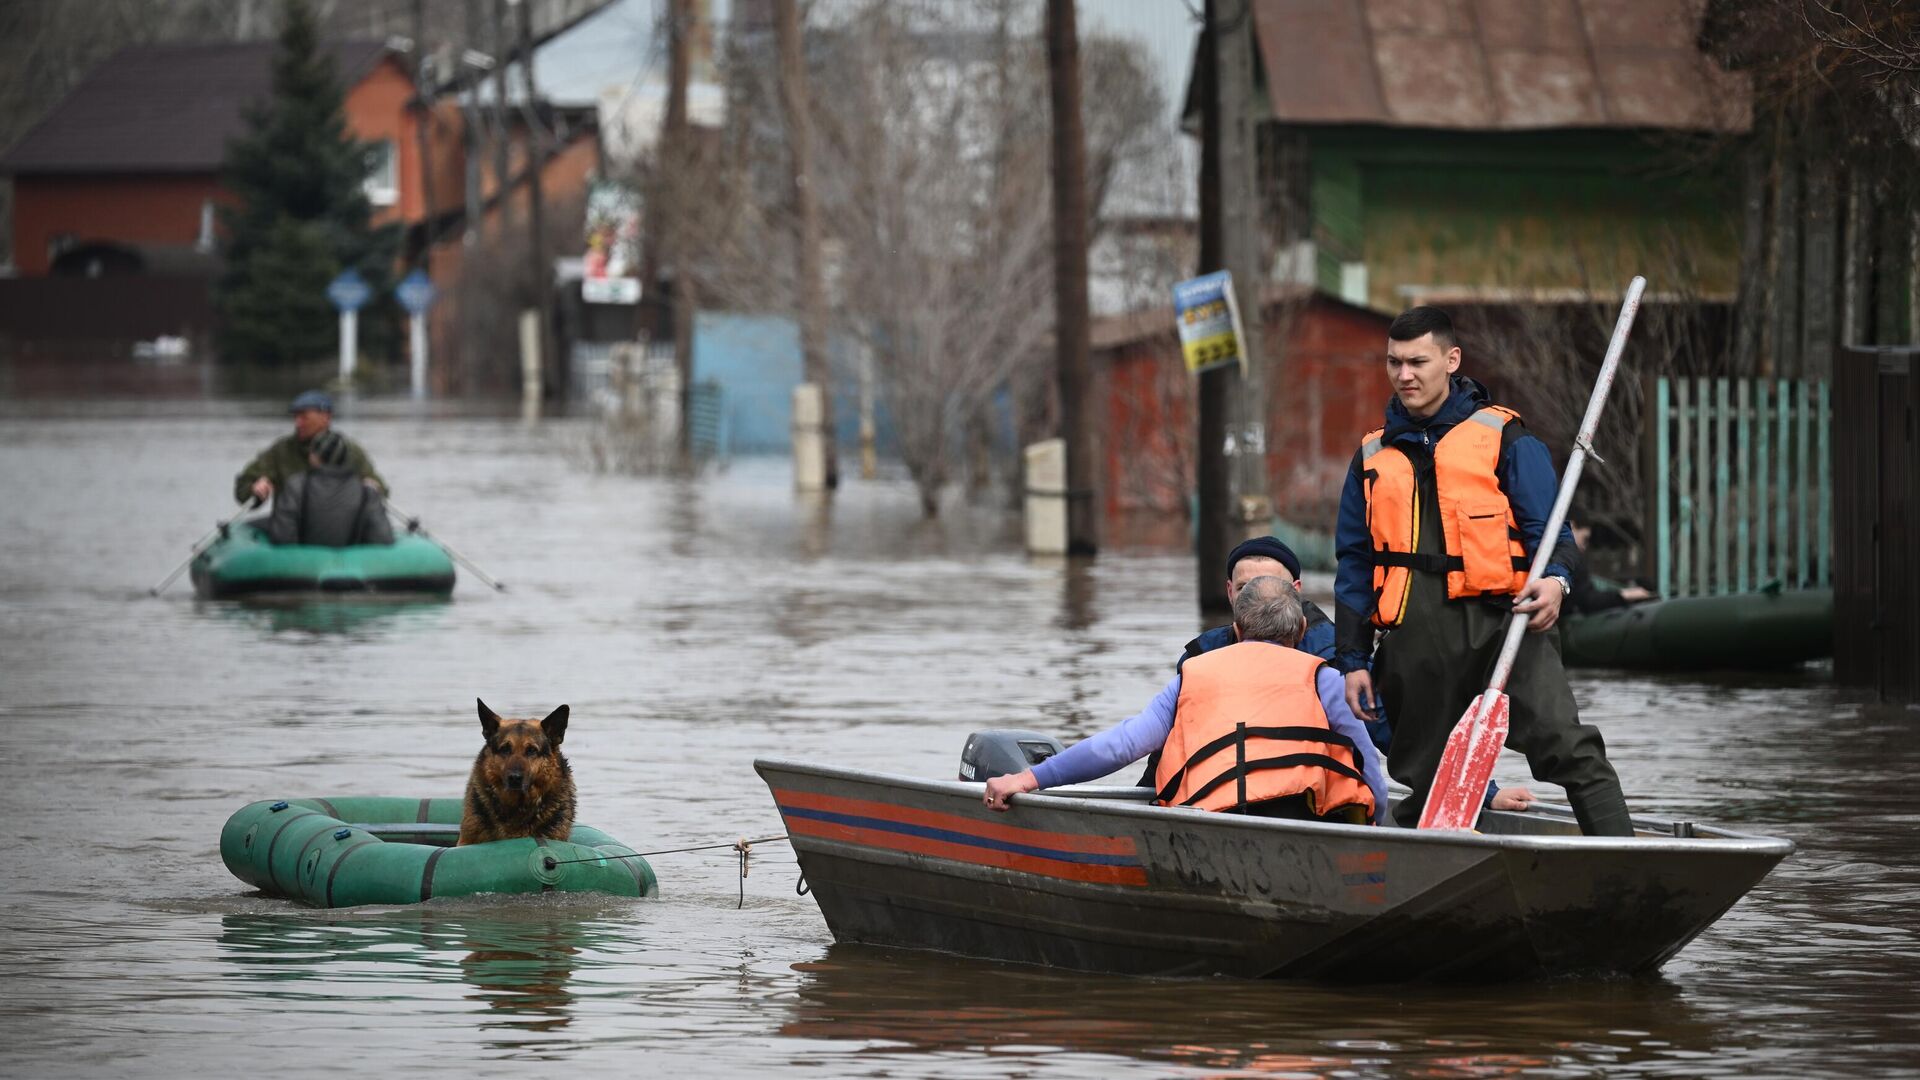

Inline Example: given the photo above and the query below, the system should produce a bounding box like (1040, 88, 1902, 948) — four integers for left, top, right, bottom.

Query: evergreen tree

(214, 0, 399, 367)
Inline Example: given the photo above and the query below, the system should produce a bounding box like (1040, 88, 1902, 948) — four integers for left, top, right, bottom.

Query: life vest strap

(1156, 725, 1363, 805)
(1175, 753, 1372, 809)
(1374, 549, 1461, 573)
(1374, 549, 1528, 573)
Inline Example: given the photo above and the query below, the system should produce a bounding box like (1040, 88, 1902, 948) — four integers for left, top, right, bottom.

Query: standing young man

(1332, 307, 1631, 835)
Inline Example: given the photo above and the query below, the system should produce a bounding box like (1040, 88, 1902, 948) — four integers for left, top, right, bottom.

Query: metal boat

(758, 757, 1793, 981)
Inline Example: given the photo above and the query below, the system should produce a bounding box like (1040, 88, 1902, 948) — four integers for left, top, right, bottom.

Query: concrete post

(409, 313, 429, 400)
(653, 359, 682, 458)
(338, 309, 358, 383)
(793, 382, 828, 491)
(858, 341, 878, 480)
(1024, 438, 1069, 556)
(519, 308, 541, 421)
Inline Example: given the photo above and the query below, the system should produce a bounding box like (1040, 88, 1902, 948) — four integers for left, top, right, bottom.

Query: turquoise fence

(1650, 376, 1831, 598)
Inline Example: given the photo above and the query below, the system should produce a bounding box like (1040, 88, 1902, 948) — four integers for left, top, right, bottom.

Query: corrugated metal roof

(0, 40, 391, 175)
(1253, 0, 1750, 132)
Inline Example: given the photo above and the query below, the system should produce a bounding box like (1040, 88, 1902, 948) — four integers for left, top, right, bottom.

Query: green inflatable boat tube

(191, 523, 456, 599)
(221, 797, 658, 908)
(1561, 587, 1833, 670)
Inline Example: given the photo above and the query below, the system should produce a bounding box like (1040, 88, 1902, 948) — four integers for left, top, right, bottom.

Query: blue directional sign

(326, 268, 371, 313)
(396, 269, 437, 315)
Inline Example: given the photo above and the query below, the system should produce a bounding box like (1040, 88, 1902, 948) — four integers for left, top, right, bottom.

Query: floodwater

(2, 400, 1916, 1079)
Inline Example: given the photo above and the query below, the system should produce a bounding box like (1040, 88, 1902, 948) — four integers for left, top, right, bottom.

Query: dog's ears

(478, 698, 501, 739)
(542, 704, 569, 746)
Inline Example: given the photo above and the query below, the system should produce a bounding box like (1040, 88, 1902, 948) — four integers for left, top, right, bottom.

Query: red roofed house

(0, 37, 598, 377)
(1, 41, 456, 279)
(1097, 1, 1754, 554)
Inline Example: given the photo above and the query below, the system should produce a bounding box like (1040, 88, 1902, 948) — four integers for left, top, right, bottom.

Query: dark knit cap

(1226, 535, 1301, 581)
(310, 430, 350, 469)
(288, 389, 334, 414)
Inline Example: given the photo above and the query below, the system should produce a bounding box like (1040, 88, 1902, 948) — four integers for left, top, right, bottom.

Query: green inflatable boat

(191, 523, 455, 599)
(1561, 587, 1833, 671)
(221, 797, 658, 908)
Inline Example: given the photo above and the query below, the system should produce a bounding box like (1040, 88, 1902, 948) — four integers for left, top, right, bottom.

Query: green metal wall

(1303, 129, 1740, 310)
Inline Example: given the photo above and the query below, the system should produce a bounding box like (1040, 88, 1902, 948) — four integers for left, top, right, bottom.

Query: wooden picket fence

(1649, 376, 1832, 598)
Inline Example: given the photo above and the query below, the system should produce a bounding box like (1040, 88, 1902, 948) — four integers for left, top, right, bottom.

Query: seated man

(1173, 536, 1534, 813)
(987, 576, 1390, 825)
(264, 431, 395, 547)
(235, 389, 386, 506)
(1183, 537, 1336, 663)
(1569, 516, 1658, 615)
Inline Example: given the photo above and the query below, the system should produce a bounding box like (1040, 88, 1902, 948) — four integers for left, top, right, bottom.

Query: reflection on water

(196, 597, 455, 638)
(220, 904, 602, 1041)
(2, 411, 1916, 1078)
(778, 944, 1747, 1078)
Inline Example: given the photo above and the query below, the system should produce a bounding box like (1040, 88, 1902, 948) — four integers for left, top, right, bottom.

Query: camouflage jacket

(234, 432, 386, 503)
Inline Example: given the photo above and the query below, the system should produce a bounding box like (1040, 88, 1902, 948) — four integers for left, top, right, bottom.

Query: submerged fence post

(792, 383, 828, 492)
(1655, 377, 1671, 600)
(1024, 438, 1069, 556)
(1776, 378, 1790, 585)
(1720, 374, 1735, 591)
(1737, 378, 1751, 593)
(1755, 379, 1771, 590)
(519, 309, 542, 422)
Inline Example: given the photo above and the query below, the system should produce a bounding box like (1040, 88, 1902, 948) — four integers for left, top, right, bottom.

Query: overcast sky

(537, 0, 1201, 194)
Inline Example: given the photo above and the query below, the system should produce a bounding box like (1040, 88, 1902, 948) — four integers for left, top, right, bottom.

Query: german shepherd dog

(458, 699, 576, 846)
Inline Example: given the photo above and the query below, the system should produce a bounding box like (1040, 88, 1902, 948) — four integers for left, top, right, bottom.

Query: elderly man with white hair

(986, 576, 1389, 825)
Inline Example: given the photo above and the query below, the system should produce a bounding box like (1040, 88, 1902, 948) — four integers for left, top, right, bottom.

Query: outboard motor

(959, 729, 1065, 782)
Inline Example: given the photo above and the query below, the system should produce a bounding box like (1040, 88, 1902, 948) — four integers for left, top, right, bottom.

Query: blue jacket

(1332, 376, 1580, 674)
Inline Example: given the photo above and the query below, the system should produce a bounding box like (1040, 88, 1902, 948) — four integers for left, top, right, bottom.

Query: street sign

(396, 269, 436, 315)
(582, 276, 642, 304)
(1172, 270, 1246, 375)
(327, 268, 371, 313)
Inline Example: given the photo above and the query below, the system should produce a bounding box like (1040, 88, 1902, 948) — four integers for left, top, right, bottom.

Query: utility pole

(410, 0, 437, 272)
(1219, 0, 1269, 538)
(490, 0, 513, 228)
(775, 0, 836, 490)
(1195, 0, 1267, 612)
(516, 0, 553, 398)
(1047, 0, 1097, 555)
(666, 0, 696, 466)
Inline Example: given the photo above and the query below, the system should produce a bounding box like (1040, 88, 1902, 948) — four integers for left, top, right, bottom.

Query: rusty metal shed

(1250, 0, 1750, 132)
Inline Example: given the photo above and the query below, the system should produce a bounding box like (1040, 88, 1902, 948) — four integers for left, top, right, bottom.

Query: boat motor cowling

(959, 730, 1064, 782)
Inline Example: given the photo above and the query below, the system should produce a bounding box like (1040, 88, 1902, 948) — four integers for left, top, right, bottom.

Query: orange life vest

(1153, 642, 1376, 820)
(1360, 406, 1530, 627)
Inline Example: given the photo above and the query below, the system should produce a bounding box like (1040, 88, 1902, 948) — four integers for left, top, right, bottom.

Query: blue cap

(1227, 536, 1302, 581)
(288, 390, 334, 414)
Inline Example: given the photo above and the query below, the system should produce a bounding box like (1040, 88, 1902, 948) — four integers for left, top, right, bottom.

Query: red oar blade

(1417, 692, 1511, 831)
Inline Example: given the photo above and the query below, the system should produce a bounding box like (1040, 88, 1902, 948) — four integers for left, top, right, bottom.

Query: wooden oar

(1419, 276, 1646, 831)
(149, 497, 261, 596)
(385, 501, 507, 592)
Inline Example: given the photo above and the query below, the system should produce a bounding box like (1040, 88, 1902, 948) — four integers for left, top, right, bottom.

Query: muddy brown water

(2, 403, 1915, 1078)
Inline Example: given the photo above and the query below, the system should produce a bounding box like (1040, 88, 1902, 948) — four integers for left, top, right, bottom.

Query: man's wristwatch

(1548, 574, 1572, 598)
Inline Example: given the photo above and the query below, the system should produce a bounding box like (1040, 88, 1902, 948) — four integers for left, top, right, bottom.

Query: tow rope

(544, 834, 791, 908)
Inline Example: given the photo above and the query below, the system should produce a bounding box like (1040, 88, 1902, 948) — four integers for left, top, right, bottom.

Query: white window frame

(363, 139, 399, 207)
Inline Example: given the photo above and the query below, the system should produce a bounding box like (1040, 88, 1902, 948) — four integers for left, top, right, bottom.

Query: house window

(363, 140, 398, 206)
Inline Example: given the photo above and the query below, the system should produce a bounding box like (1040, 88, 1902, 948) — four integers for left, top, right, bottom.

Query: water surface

(2, 405, 1914, 1078)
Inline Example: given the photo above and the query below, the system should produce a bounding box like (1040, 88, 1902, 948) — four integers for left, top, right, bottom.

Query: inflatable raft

(221, 797, 657, 908)
(1561, 587, 1832, 670)
(191, 523, 455, 599)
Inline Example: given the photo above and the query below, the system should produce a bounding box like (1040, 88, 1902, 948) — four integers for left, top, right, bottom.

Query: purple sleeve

(1030, 675, 1181, 788)
(1318, 666, 1391, 825)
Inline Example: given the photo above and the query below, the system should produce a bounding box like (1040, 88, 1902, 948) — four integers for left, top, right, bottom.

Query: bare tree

(694, 0, 1161, 517)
